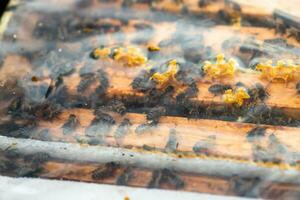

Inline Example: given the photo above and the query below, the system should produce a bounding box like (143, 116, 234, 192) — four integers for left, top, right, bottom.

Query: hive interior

(1, 0, 300, 199)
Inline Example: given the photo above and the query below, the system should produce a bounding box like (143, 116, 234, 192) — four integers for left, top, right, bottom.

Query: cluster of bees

(91, 162, 184, 189)
(0, 149, 50, 177)
(91, 45, 300, 107)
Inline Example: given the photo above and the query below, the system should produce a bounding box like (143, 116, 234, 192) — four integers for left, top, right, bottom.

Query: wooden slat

(59, 61, 300, 119)
(37, 161, 300, 199)
(2, 22, 300, 117)
(2, 27, 297, 118)
(40, 161, 233, 196)
(31, 108, 300, 164)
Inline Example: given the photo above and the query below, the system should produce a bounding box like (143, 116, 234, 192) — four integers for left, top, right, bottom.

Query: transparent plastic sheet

(1, 0, 300, 199)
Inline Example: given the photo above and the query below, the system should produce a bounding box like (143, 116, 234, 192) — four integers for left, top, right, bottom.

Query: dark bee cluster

(0, 148, 50, 178)
(244, 124, 298, 165)
(90, 162, 185, 189)
(33, 12, 123, 42)
(274, 10, 300, 42)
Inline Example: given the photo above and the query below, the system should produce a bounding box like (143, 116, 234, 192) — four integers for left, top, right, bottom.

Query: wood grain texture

(39, 161, 300, 199)
(34, 108, 300, 163)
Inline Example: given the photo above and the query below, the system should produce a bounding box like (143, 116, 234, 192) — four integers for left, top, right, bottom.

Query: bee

(161, 169, 185, 189)
(193, 135, 216, 155)
(61, 114, 79, 135)
(180, 5, 189, 15)
(76, 0, 93, 8)
(85, 122, 104, 138)
(8, 97, 23, 114)
(296, 82, 300, 94)
(131, 70, 156, 92)
(287, 27, 300, 42)
(229, 175, 260, 197)
(164, 128, 178, 153)
(24, 152, 50, 165)
(147, 86, 174, 106)
(146, 106, 166, 124)
(0, 158, 17, 173)
(9, 126, 34, 139)
(33, 129, 52, 141)
(135, 123, 153, 135)
(142, 144, 156, 151)
(270, 107, 291, 126)
(116, 167, 133, 186)
(246, 126, 266, 142)
(268, 133, 287, 155)
(148, 170, 162, 188)
(25, 101, 62, 120)
(88, 137, 104, 146)
(122, 0, 133, 7)
(252, 143, 272, 162)
(248, 58, 262, 70)
(184, 82, 199, 98)
(85, 111, 114, 138)
(107, 99, 126, 115)
(94, 109, 116, 125)
(16, 165, 42, 177)
(274, 10, 300, 41)
(253, 132, 289, 163)
(182, 99, 202, 118)
(91, 162, 119, 180)
(12, 153, 50, 177)
(235, 82, 247, 88)
(99, 22, 121, 34)
(114, 118, 131, 143)
(77, 73, 96, 93)
(249, 83, 269, 101)
(79, 63, 95, 75)
(85, 122, 111, 139)
(97, 69, 109, 91)
(175, 68, 191, 85)
(94, 69, 109, 99)
(69, 96, 91, 108)
(208, 84, 232, 96)
(45, 82, 54, 99)
(176, 92, 187, 104)
(242, 103, 270, 124)
(41, 102, 63, 120)
(239, 43, 260, 54)
(3, 145, 20, 159)
(45, 75, 64, 99)
(198, 0, 212, 7)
